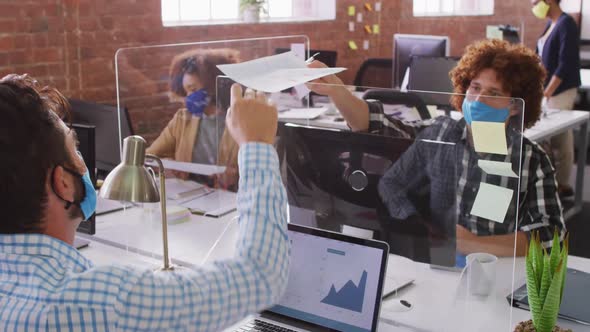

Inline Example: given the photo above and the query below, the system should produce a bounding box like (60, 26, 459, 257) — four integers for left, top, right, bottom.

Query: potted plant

(240, 0, 266, 23)
(514, 231, 572, 332)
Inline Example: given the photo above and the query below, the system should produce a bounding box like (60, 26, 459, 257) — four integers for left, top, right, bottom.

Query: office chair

(353, 58, 393, 91)
(280, 124, 445, 264)
(362, 88, 431, 120)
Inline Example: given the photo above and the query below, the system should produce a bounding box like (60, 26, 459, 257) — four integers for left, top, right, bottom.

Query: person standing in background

(532, 0, 581, 198)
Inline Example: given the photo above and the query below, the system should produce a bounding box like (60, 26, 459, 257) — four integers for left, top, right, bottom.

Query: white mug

(465, 252, 498, 297)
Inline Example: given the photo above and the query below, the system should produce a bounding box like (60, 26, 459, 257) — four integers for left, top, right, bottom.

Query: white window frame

(413, 0, 494, 17)
(161, 0, 335, 27)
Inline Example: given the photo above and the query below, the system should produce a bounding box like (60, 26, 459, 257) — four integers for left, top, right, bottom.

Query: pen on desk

(305, 52, 320, 64)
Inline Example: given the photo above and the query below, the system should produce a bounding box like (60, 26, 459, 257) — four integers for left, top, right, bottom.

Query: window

(413, 0, 494, 17)
(161, 0, 335, 26)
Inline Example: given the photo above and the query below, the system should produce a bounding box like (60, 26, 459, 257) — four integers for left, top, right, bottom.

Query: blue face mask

(77, 169, 97, 221)
(185, 89, 210, 117)
(52, 153, 97, 221)
(462, 99, 510, 125)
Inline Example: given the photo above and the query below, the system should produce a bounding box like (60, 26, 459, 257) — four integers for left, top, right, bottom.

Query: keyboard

(235, 319, 297, 332)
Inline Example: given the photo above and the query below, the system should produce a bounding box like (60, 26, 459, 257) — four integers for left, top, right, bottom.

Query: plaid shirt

(0, 143, 290, 331)
(369, 102, 566, 248)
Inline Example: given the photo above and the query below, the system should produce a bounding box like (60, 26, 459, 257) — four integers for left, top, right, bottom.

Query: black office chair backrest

(362, 89, 431, 120)
(353, 58, 393, 91)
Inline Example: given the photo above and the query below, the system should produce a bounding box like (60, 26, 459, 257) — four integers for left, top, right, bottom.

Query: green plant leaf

(538, 254, 553, 314)
(549, 230, 561, 274)
(531, 232, 544, 286)
(526, 252, 542, 327)
(559, 234, 569, 304)
(536, 261, 564, 332)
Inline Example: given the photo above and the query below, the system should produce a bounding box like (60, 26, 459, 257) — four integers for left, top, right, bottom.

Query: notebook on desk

(507, 268, 590, 326)
(179, 189, 237, 217)
(230, 223, 389, 332)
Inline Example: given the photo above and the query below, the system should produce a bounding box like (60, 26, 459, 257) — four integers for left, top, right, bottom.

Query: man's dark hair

(0, 74, 71, 233)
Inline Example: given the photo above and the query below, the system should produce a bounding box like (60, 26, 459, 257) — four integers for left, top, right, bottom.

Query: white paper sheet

(470, 182, 514, 223)
(471, 121, 508, 155)
(477, 160, 518, 178)
(278, 107, 327, 120)
(164, 178, 209, 200)
(217, 51, 346, 93)
(289, 43, 312, 100)
(147, 159, 226, 176)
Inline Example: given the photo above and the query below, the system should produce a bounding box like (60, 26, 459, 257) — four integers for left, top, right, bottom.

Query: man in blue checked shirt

(0, 74, 290, 331)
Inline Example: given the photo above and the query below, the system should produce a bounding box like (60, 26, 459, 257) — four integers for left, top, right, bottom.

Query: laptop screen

(269, 224, 388, 332)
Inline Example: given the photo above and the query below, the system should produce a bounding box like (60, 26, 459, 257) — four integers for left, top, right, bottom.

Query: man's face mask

(185, 89, 210, 117)
(51, 151, 97, 221)
(462, 98, 510, 126)
(532, 1, 550, 19)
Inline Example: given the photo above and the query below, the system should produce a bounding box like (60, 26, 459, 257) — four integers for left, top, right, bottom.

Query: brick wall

(0, 0, 555, 139)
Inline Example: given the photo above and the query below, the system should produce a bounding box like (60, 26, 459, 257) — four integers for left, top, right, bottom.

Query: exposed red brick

(0, 0, 547, 138)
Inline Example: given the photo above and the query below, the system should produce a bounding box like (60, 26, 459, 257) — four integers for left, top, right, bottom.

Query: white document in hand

(217, 51, 346, 93)
(147, 159, 226, 176)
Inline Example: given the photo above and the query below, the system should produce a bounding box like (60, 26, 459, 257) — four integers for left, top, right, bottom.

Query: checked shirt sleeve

(113, 143, 290, 331)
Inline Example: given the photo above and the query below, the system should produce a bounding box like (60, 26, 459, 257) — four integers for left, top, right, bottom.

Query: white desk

(81, 206, 590, 332)
(524, 109, 590, 219)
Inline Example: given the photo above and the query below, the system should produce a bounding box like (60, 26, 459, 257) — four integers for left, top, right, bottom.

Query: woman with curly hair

(147, 48, 241, 190)
(308, 39, 565, 257)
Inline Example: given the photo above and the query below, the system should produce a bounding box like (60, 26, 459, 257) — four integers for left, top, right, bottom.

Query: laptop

(231, 223, 389, 332)
(508, 268, 590, 326)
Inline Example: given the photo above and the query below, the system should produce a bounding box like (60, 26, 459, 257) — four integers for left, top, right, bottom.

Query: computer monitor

(407, 56, 459, 109)
(68, 99, 134, 173)
(280, 124, 456, 266)
(275, 48, 338, 67)
(498, 25, 520, 44)
(393, 34, 450, 89)
(71, 123, 96, 235)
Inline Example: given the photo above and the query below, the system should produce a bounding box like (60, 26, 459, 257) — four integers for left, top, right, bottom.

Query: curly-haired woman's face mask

(462, 68, 515, 125)
(182, 73, 209, 117)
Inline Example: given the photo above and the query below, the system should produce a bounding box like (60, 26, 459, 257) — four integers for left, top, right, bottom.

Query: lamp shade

(99, 136, 160, 203)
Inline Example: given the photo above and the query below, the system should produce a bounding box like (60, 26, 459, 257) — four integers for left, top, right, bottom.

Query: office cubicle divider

(111, 35, 312, 265)
(240, 81, 529, 331)
(111, 35, 543, 330)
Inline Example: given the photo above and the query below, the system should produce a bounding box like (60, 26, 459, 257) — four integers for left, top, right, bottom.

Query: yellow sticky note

(372, 24, 380, 34)
(477, 160, 518, 178)
(348, 40, 358, 50)
(486, 25, 503, 40)
(364, 3, 373, 11)
(471, 121, 508, 155)
(348, 6, 355, 16)
(364, 25, 372, 33)
(470, 183, 514, 223)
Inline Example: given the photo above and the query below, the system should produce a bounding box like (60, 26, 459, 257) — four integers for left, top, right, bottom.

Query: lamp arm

(145, 154, 172, 271)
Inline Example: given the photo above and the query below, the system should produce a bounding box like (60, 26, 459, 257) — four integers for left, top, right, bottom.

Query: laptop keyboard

(234, 319, 297, 332)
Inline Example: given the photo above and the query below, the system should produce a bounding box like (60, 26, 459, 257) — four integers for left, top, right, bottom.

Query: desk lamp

(99, 135, 172, 271)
